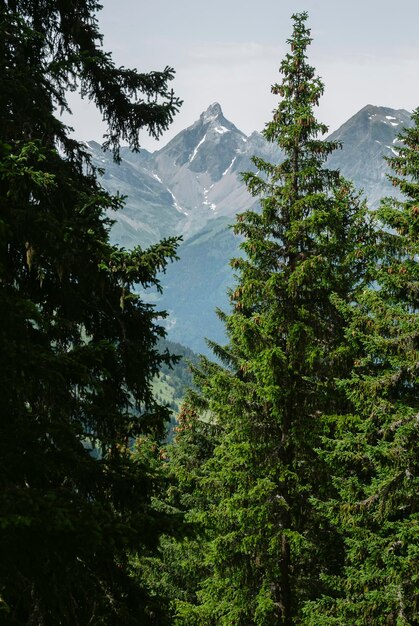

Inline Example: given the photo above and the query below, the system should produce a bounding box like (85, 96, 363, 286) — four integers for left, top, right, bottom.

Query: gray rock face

(150, 103, 273, 239)
(89, 103, 412, 353)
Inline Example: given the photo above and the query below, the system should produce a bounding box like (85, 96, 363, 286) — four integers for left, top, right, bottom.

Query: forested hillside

(1, 4, 417, 626)
(153, 339, 199, 433)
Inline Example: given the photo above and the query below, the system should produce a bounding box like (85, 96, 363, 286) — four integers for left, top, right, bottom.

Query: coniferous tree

(173, 13, 374, 626)
(0, 1, 181, 623)
(304, 110, 419, 626)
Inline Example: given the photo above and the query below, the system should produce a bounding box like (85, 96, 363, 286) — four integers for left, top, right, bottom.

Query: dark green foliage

(0, 1, 181, 623)
(304, 110, 419, 626)
(170, 13, 374, 626)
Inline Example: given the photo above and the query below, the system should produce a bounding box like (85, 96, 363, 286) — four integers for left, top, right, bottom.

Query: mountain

(88, 103, 412, 353)
(327, 104, 411, 206)
(159, 215, 240, 352)
(150, 102, 281, 238)
(87, 103, 281, 248)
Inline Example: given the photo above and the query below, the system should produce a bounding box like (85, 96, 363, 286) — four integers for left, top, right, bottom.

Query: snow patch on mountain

(169, 190, 188, 215)
(152, 172, 188, 215)
(382, 119, 399, 127)
(189, 134, 207, 163)
(222, 156, 237, 176)
(203, 200, 217, 211)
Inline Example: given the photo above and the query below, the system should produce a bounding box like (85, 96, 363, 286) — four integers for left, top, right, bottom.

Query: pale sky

(65, 0, 419, 151)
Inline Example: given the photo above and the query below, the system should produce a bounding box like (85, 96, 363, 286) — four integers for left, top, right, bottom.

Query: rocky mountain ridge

(87, 103, 412, 353)
(87, 102, 282, 248)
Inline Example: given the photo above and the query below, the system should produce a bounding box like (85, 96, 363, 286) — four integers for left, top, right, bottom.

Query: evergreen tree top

(264, 12, 337, 156)
(241, 13, 341, 217)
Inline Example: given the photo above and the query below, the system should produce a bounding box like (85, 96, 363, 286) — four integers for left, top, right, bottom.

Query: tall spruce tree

(173, 12, 374, 626)
(303, 111, 419, 626)
(0, 1, 181, 623)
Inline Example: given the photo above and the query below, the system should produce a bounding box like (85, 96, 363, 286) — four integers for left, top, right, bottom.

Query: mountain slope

(159, 216, 241, 351)
(87, 141, 187, 248)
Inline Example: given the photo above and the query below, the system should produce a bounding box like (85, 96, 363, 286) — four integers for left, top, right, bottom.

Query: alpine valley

(86, 103, 412, 354)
